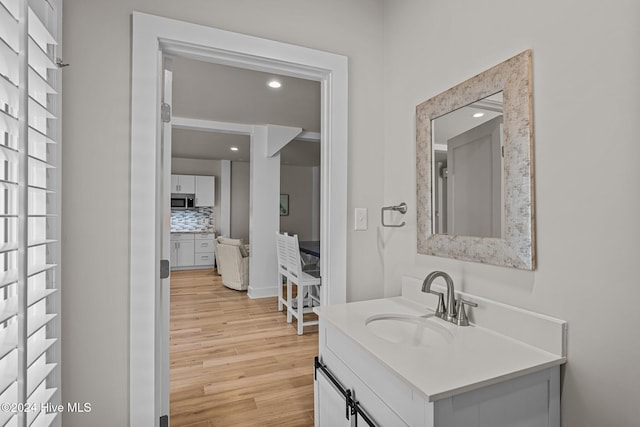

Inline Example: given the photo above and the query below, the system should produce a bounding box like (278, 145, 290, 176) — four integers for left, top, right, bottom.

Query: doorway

(131, 12, 348, 426)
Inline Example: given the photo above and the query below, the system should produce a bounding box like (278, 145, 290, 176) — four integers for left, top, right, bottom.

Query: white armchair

(216, 238, 249, 291)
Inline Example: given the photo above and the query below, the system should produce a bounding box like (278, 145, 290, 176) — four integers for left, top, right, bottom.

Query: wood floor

(170, 269, 318, 427)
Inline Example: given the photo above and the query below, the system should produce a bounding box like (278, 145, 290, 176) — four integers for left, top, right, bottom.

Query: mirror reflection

(432, 92, 504, 238)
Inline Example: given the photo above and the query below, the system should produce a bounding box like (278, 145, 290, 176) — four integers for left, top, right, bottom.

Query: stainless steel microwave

(171, 194, 195, 209)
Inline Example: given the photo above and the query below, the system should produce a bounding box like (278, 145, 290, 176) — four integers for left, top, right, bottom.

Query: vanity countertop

(316, 291, 566, 402)
(170, 230, 215, 234)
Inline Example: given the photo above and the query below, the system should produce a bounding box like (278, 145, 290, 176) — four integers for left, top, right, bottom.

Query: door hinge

(161, 103, 171, 123)
(160, 259, 170, 279)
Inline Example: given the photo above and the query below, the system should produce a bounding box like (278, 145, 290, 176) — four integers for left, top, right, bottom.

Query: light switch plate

(354, 208, 368, 231)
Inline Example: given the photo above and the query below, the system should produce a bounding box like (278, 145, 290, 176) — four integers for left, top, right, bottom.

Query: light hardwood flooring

(170, 269, 318, 427)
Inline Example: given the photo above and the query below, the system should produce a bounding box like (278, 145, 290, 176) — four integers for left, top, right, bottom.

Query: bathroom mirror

(416, 50, 535, 270)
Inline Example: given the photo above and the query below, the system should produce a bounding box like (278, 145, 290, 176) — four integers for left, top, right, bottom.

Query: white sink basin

(365, 313, 453, 347)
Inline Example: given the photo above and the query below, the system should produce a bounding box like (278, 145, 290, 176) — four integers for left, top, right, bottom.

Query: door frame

(131, 12, 348, 426)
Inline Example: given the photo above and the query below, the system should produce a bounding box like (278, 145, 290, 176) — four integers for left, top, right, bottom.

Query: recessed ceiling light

(268, 80, 282, 89)
(230, 146, 239, 151)
(473, 112, 485, 118)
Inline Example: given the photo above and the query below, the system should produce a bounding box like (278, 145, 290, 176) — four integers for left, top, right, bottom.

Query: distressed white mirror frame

(416, 50, 536, 270)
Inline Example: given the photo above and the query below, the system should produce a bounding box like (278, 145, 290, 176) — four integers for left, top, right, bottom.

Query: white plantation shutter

(0, 0, 61, 426)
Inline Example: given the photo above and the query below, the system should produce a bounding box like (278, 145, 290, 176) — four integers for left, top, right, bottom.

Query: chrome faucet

(422, 271, 457, 322)
(421, 271, 477, 325)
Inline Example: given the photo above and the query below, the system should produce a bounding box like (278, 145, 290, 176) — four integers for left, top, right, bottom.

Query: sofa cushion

(218, 237, 248, 257)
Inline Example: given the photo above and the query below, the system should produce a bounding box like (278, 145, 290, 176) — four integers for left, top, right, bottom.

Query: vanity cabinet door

(320, 322, 428, 426)
(314, 372, 351, 427)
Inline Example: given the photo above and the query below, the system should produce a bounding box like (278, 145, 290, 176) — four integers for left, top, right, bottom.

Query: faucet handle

(455, 297, 477, 326)
(429, 291, 446, 318)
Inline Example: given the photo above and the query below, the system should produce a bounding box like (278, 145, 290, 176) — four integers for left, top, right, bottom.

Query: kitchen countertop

(316, 295, 566, 402)
(170, 230, 215, 234)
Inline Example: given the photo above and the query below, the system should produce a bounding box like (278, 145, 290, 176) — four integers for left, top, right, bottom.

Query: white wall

(62, 2, 384, 425)
(382, 1, 640, 426)
(280, 165, 318, 240)
(230, 161, 250, 241)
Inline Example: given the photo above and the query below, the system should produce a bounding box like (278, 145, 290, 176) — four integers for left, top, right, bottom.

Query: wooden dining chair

(284, 233, 321, 335)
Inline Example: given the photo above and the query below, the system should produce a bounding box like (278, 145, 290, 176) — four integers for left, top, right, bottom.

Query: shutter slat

(27, 37, 55, 81)
(28, 126, 54, 145)
(27, 238, 55, 247)
(0, 270, 18, 288)
(28, 7, 56, 52)
(28, 154, 55, 168)
(0, 108, 19, 141)
(27, 335, 55, 366)
(27, 96, 55, 135)
(0, 348, 17, 393)
(0, 382, 18, 425)
(0, 297, 17, 323)
(0, 5, 18, 51)
(0, 38, 19, 85)
(26, 312, 56, 337)
(0, 242, 18, 253)
(28, 66, 56, 107)
(0, 74, 19, 116)
(26, 354, 56, 396)
(30, 410, 58, 427)
(0, 0, 18, 19)
(27, 287, 55, 307)
(0, 321, 18, 359)
(27, 263, 56, 278)
(26, 383, 56, 425)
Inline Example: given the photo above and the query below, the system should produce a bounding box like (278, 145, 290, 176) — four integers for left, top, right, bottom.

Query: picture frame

(280, 194, 289, 216)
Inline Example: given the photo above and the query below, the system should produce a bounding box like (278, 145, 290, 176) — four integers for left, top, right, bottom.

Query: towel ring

(381, 203, 407, 227)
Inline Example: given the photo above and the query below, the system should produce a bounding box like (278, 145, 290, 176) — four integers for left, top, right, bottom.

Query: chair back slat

(275, 232, 288, 274)
(284, 234, 303, 281)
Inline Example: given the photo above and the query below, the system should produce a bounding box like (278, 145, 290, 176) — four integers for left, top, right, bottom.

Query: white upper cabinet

(195, 175, 215, 207)
(171, 174, 195, 194)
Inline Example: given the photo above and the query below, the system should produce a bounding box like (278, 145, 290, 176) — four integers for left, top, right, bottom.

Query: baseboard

(247, 285, 279, 299)
(171, 265, 214, 271)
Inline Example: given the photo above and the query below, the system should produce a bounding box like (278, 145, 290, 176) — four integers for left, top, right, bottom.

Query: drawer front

(195, 240, 214, 252)
(194, 253, 215, 266)
(196, 233, 215, 240)
(171, 233, 195, 242)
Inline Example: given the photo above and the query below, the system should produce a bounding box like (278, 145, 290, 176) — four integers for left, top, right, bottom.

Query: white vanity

(314, 276, 567, 427)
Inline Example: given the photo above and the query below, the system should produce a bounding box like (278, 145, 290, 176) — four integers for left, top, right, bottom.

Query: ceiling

(433, 93, 503, 146)
(170, 57, 321, 166)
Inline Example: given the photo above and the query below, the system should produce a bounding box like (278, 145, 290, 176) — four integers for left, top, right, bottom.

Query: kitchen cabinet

(170, 233, 195, 268)
(171, 233, 215, 270)
(195, 175, 215, 207)
(194, 233, 216, 266)
(171, 174, 195, 194)
(171, 174, 215, 206)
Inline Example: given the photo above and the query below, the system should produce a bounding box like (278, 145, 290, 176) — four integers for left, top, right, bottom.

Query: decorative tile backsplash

(171, 207, 215, 232)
